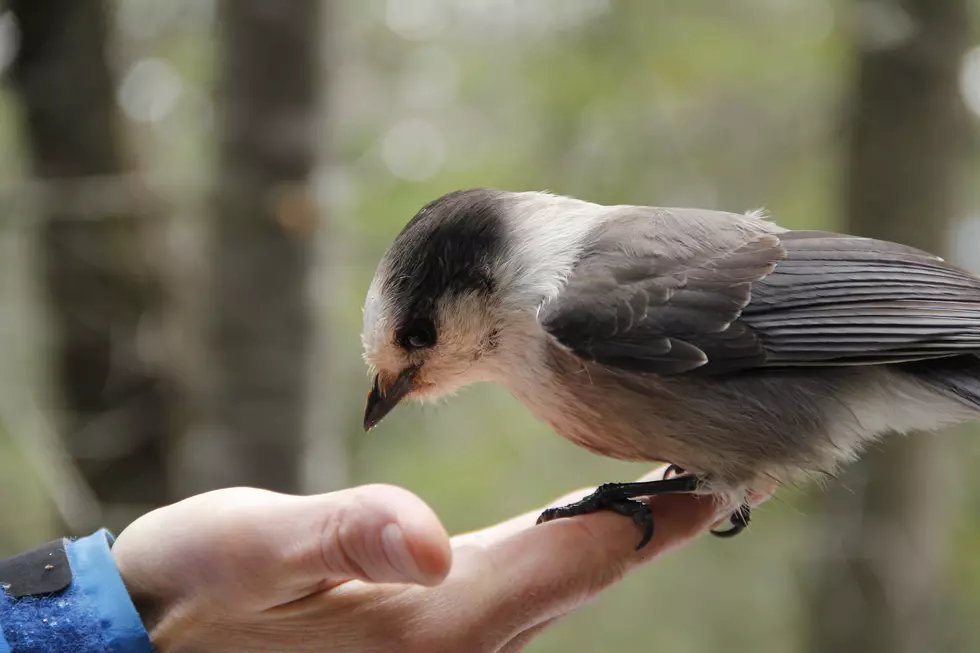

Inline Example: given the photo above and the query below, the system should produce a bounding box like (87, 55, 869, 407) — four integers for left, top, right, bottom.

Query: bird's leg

(666, 464, 752, 539)
(536, 475, 702, 550)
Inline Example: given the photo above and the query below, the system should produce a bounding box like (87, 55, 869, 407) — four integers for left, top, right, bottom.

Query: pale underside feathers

(539, 209, 980, 376)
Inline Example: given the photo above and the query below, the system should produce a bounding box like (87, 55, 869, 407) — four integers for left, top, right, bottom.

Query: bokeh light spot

(0, 12, 19, 78)
(117, 59, 183, 123)
(381, 119, 446, 182)
(385, 0, 447, 41)
(960, 47, 980, 120)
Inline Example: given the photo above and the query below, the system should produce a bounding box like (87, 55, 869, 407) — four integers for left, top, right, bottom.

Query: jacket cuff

(0, 529, 154, 653)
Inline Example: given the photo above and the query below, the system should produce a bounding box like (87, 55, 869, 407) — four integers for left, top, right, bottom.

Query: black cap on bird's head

(361, 189, 510, 430)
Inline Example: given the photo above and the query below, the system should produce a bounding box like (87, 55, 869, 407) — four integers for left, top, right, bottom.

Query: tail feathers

(939, 373, 980, 411)
(910, 354, 980, 412)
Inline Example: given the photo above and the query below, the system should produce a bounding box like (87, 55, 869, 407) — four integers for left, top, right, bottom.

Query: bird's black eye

(399, 320, 437, 350)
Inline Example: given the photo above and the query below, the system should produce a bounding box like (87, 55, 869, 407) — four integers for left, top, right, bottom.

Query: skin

(112, 467, 767, 653)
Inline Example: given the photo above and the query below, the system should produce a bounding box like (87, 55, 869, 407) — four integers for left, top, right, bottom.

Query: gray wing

(539, 211, 980, 376)
(538, 208, 787, 374)
(743, 231, 980, 366)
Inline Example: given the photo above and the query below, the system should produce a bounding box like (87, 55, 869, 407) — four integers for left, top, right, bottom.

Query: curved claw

(632, 509, 654, 550)
(536, 508, 558, 526)
(536, 496, 656, 549)
(534, 476, 703, 550)
(710, 504, 751, 538)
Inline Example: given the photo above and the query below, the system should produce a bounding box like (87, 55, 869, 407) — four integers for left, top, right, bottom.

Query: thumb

(114, 484, 452, 614)
(292, 483, 452, 588)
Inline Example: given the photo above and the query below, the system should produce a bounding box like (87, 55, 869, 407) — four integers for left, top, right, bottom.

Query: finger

(283, 483, 453, 589)
(448, 487, 726, 639)
(450, 485, 593, 548)
(453, 465, 673, 548)
(498, 618, 560, 653)
(117, 484, 453, 610)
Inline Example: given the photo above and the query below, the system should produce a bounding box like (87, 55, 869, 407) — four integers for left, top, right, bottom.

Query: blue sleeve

(0, 529, 154, 653)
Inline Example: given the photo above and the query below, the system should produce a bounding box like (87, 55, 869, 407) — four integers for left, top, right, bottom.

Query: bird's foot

(666, 464, 752, 539)
(710, 503, 751, 538)
(537, 493, 655, 550)
(536, 475, 701, 550)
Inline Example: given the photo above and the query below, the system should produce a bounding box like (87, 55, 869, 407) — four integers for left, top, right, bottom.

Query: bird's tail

(910, 354, 980, 412)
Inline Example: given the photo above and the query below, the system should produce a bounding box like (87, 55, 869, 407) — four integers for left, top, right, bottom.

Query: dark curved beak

(364, 365, 419, 431)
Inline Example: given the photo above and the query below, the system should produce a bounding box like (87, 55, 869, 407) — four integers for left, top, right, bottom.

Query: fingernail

(381, 523, 427, 585)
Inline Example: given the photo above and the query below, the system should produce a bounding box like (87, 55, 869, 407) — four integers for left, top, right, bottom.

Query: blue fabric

(0, 530, 154, 653)
(67, 530, 154, 653)
(0, 625, 9, 653)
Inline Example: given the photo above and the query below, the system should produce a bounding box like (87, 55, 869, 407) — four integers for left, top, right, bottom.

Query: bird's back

(516, 203, 980, 494)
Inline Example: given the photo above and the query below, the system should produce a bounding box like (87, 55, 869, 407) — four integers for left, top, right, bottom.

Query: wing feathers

(540, 216, 785, 373)
(739, 232, 980, 366)
(540, 217, 980, 376)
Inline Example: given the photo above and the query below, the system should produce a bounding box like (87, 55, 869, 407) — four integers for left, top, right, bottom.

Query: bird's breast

(502, 342, 688, 463)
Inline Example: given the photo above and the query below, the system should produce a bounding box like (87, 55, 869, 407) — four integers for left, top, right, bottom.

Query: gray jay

(361, 188, 980, 548)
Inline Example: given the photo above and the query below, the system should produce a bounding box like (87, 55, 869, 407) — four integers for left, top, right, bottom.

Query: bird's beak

(364, 365, 419, 431)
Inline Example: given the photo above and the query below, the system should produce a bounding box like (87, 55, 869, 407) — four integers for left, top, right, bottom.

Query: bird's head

(361, 189, 518, 430)
(361, 187, 603, 430)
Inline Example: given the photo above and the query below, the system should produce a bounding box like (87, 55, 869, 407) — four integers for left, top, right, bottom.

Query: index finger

(442, 483, 730, 643)
(452, 465, 676, 548)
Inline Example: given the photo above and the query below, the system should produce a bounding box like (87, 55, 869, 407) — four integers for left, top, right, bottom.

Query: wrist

(123, 598, 204, 653)
(112, 554, 204, 652)
(1, 530, 155, 652)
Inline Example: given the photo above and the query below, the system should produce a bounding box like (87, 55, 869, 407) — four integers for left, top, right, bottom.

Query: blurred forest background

(1, 1, 980, 651)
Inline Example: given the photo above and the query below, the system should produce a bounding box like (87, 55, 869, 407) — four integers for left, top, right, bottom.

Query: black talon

(710, 504, 751, 538)
(536, 476, 701, 550)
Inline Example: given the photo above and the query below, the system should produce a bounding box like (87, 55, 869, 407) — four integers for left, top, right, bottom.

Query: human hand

(112, 467, 764, 652)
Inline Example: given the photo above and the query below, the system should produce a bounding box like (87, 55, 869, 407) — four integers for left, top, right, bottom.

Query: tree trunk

(807, 1, 971, 652)
(9, 0, 174, 534)
(176, 0, 323, 494)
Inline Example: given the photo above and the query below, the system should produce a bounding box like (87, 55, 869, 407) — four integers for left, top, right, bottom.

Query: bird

(360, 188, 980, 549)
